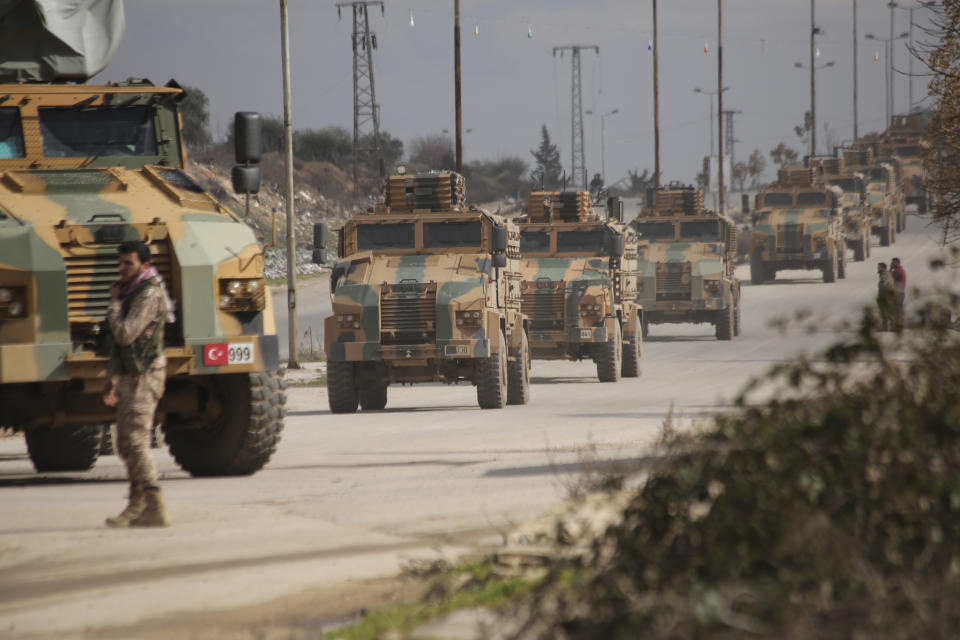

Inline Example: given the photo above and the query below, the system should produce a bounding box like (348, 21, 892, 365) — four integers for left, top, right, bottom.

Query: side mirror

(492, 225, 508, 253)
(313, 222, 328, 264)
(492, 253, 508, 269)
(231, 165, 261, 194)
(234, 112, 262, 164)
(607, 196, 624, 222)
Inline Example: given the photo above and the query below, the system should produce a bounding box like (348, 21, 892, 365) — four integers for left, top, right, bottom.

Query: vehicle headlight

(455, 310, 483, 328)
(219, 278, 266, 311)
(337, 313, 362, 329)
(580, 303, 603, 317)
(0, 286, 27, 318)
(704, 280, 722, 296)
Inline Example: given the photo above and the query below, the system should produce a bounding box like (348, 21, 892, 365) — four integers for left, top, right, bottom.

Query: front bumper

(327, 337, 491, 363)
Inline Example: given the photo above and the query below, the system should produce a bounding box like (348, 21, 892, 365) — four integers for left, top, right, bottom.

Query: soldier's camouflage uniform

(108, 280, 167, 486)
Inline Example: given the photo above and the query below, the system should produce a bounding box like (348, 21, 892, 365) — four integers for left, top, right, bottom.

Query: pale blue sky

(99, 0, 935, 187)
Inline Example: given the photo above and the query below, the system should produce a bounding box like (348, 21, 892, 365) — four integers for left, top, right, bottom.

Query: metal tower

(337, 1, 384, 191)
(723, 109, 740, 164)
(553, 45, 598, 190)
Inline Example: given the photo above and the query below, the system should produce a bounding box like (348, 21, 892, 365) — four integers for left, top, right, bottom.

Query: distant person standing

(877, 262, 897, 332)
(102, 241, 173, 528)
(890, 257, 907, 332)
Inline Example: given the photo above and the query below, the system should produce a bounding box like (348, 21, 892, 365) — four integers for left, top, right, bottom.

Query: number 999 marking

(228, 343, 255, 365)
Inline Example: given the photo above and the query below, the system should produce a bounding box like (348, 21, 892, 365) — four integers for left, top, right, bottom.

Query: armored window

(423, 221, 482, 248)
(796, 192, 827, 206)
(897, 145, 920, 156)
(633, 222, 675, 240)
(557, 229, 606, 254)
(356, 222, 415, 250)
(0, 108, 25, 159)
(762, 193, 793, 207)
(679, 221, 721, 241)
(520, 231, 550, 253)
(39, 106, 158, 158)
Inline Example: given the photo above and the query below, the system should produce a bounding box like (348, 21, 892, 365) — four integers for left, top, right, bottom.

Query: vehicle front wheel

(26, 425, 102, 472)
(621, 322, 642, 378)
(596, 321, 622, 382)
(327, 362, 359, 414)
(715, 304, 734, 341)
(506, 331, 530, 405)
(359, 384, 388, 411)
(477, 329, 508, 409)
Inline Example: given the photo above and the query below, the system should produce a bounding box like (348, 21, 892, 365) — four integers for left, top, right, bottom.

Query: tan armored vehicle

(0, 35, 285, 473)
(855, 113, 928, 216)
(514, 191, 641, 381)
(843, 149, 901, 247)
(750, 168, 846, 284)
(632, 186, 741, 340)
(811, 156, 871, 262)
(316, 172, 530, 411)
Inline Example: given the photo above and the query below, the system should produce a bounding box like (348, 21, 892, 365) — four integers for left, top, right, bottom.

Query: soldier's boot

(130, 485, 169, 527)
(105, 483, 146, 528)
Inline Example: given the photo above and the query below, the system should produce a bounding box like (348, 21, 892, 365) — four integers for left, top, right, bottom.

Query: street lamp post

(865, 30, 909, 128)
(794, 59, 834, 157)
(585, 108, 618, 185)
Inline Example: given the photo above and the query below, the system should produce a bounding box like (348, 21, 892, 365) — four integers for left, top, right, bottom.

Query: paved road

(0, 214, 949, 639)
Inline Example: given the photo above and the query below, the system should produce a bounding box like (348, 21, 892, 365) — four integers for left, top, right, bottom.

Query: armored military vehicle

(750, 168, 846, 284)
(810, 156, 871, 262)
(843, 149, 901, 247)
(632, 186, 741, 340)
(514, 191, 641, 381)
(0, 86, 286, 475)
(855, 113, 928, 216)
(316, 171, 529, 412)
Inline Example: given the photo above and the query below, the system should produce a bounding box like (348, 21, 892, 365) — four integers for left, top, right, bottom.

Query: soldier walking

(102, 240, 173, 527)
(890, 257, 907, 332)
(877, 262, 897, 332)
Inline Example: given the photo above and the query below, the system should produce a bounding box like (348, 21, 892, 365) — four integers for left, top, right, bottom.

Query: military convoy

(514, 191, 642, 381)
(0, 81, 286, 476)
(750, 168, 846, 284)
(810, 156, 872, 262)
(316, 171, 530, 411)
(632, 186, 741, 340)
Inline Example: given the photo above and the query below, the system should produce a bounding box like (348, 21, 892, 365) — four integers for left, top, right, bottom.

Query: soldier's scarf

(116, 265, 176, 323)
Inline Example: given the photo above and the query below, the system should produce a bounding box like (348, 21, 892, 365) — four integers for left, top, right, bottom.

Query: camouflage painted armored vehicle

(632, 186, 741, 340)
(811, 156, 871, 262)
(843, 149, 901, 247)
(317, 171, 529, 412)
(0, 81, 286, 476)
(514, 191, 641, 382)
(750, 168, 846, 285)
(855, 113, 928, 216)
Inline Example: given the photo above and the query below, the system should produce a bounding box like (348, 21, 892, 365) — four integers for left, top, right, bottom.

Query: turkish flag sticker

(204, 343, 229, 366)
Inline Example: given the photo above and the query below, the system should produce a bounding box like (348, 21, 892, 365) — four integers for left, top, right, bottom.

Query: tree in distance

(530, 124, 563, 189)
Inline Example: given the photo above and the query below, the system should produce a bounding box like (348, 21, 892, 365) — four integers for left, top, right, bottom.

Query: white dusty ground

(0, 215, 950, 640)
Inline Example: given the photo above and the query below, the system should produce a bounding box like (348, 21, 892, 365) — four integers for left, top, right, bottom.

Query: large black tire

(750, 256, 767, 285)
(596, 321, 622, 382)
(641, 316, 649, 338)
(823, 250, 837, 283)
(838, 249, 846, 279)
(165, 371, 286, 477)
(327, 361, 359, 414)
(880, 225, 892, 247)
(853, 237, 865, 262)
(716, 305, 734, 341)
(733, 301, 742, 337)
(359, 384, 388, 411)
(26, 425, 102, 472)
(621, 326, 642, 378)
(477, 330, 507, 409)
(506, 332, 531, 405)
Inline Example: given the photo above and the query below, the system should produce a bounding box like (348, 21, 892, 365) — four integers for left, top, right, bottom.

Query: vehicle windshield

(678, 221, 721, 241)
(39, 106, 158, 158)
(762, 193, 793, 207)
(896, 145, 920, 156)
(520, 231, 551, 253)
(423, 221, 482, 249)
(633, 221, 675, 240)
(356, 222, 415, 250)
(557, 229, 607, 254)
(828, 178, 859, 193)
(797, 192, 827, 206)
(0, 108, 25, 158)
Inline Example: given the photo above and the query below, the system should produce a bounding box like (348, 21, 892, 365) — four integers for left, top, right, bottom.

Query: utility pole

(810, 0, 817, 157)
(454, 0, 463, 173)
(889, 1, 896, 126)
(723, 109, 741, 165)
(280, 0, 298, 368)
(337, 1, 384, 192)
(717, 0, 724, 215)
(853, 0, 858, 141)
(653, 0, 661, 187)
(553, 45, 599, 190)
(908, 6, 914, 113)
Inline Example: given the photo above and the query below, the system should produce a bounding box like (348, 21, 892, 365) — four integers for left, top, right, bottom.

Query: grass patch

(267, 271, 329, 287)
(287, 375, 327, 388)
(321, 559, 542, 640)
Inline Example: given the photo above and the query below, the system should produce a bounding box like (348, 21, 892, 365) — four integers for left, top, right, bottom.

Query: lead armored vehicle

(750, 168, 846, 284)
(515, 191, 641, 381)
(318, 171, 530, 411)
(632, 186, 741, 340)
(0, 52, 285, 473)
